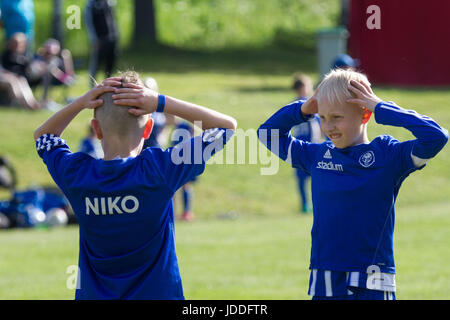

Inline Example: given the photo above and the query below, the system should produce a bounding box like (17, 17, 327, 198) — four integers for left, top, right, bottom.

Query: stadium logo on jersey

(316, 161, 343, 172)
(323, 149, 332, 159)
(359, 151, 376, 168)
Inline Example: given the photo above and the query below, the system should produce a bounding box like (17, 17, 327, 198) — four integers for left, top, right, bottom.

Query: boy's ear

(142, 118, 154, 139)
(362, 108, 372, 124)
(91, 118, 103, 139)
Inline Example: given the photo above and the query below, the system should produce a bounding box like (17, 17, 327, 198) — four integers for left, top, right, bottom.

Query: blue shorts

(312, 287, 396, 300)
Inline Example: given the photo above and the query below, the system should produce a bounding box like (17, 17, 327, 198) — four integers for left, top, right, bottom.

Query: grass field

(0, 63, 449, 299)
(0, 0, 448, 301)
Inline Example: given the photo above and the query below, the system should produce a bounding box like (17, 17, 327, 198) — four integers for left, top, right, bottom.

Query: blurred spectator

(291, 73, 323, 213)
(0, 156, 17, 193)
(0, 66, 40, 109)
(0, 0, 35, 55)
(2, 35, 75, 109)
(34, 38, 75, 108)
(1, 33, 31, 81)
(85, 0, 119, 87)
(331, 53, 359, 70)
(0, 34, 40, 109)
(172, 121, 196, 221)
(78, 126, 103, 159)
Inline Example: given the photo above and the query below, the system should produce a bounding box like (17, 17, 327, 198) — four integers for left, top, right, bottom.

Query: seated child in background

(1, 33, 31, 81)
(33, 39, 75, 108)
(34, 71, 237, 299)
(258, 69, 448, 300)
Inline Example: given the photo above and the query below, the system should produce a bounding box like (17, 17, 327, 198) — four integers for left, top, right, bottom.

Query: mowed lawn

(0, 70, 449, 299)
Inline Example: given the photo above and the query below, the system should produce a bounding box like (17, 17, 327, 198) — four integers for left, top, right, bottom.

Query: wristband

(156, 94, 166, 113)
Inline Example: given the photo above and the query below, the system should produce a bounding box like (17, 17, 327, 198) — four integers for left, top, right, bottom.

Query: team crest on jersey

(359, 151, 375, 168)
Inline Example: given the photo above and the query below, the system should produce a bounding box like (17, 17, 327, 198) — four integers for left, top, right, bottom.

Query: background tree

(133, 0, 157, 45)
(51, 0, 64, 47)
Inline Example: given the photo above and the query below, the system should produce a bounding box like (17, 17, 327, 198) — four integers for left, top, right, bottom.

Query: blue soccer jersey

(258, 100, 448, 296)
(36, 128, 233, 299)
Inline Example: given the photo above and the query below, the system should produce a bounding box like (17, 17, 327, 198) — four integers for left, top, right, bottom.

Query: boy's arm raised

(33, 79, 120, 140)
(112, 83, 237, 130)
(348, 80, 449, 166)
(257, 97, 315, 167)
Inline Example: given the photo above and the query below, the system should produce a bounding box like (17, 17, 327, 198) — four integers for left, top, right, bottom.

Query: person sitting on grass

(258, 69, 448, 300)
(34, 71, 237, 299)
(33, 38, 75, 109)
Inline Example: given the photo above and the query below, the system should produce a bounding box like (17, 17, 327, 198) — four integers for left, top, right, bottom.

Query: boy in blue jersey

(258, 69, 448, 300)
(34, 71, 237, 299)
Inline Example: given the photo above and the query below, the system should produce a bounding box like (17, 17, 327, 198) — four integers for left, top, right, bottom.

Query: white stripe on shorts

(349, 271, 360, 287)
(324, 270, 333, 297)
(346, 272, 353, 295)
(310, 269, 317, 296)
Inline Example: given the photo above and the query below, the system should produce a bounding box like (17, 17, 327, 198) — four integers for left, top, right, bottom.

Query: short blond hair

(95, 71, 148, 138)
(316, 69, 370, 106)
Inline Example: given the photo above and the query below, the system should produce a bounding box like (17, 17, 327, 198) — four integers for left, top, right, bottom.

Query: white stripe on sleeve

(286, 139, 293, 164)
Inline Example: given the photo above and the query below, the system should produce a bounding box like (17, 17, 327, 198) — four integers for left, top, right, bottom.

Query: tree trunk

(52, 0, 64, 47)
(134, 0, 157, 45)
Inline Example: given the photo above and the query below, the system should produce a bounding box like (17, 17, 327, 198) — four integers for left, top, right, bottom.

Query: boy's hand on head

(346, 80, 382, 112)
(112, 83, 159, 116)
(301, 91, 318, 115)
(79, 79, 119, 109)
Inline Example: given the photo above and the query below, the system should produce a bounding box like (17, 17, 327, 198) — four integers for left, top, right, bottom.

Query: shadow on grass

(117, 44, 317, 75)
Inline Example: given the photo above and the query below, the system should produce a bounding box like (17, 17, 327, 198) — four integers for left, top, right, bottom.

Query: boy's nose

(322, 122, 335, 133)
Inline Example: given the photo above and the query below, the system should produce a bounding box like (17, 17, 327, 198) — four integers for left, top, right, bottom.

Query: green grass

(0, 66, 449, 299)
(0, 202, 449, 299)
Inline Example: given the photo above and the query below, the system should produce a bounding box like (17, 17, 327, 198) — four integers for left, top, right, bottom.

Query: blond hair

(95, 70, 148, 138)
(316, 69, 370, 106)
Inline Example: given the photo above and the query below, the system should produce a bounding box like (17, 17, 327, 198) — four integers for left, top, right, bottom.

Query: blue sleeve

(374, 101, 449, 159)
(383, 137, 421, 186)
(150, 128, 234, 192)
(36, 134, 73, 189)
(257, 100, 315, 172)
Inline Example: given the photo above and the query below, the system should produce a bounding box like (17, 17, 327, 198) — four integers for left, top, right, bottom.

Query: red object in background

(349, 0, 450, 86)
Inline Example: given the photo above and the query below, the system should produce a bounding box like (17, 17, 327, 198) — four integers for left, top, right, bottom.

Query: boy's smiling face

(318, 98, 366, 149)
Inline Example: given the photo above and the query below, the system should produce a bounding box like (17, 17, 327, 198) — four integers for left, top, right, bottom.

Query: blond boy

(258, 69, 448, 299)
